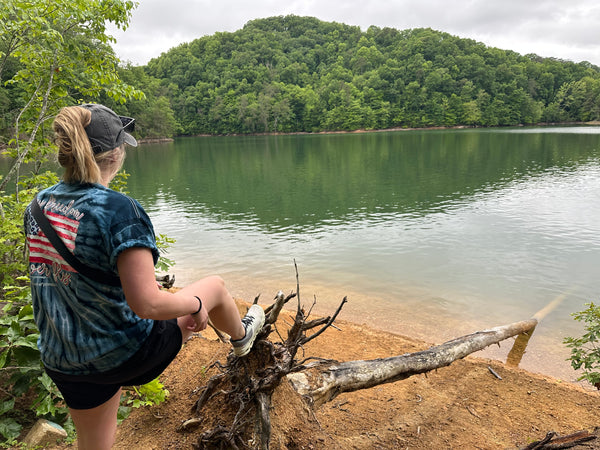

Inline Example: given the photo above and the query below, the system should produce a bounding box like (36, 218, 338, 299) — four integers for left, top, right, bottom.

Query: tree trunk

(0, 49, 56, 195)
(187, 267, 540, 448)
(287, 319, 538, 407)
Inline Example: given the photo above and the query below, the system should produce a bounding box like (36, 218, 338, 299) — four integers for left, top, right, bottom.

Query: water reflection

(125, 130, 599, 301)
(126, 129, 599, 234)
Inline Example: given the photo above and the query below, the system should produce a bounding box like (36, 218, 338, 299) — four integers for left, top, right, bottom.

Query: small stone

(22, 419, 67, 447)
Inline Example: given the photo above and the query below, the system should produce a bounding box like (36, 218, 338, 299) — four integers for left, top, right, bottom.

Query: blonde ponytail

(53, 106, 123, 184)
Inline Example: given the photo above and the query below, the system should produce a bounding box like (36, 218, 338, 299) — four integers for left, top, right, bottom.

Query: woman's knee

(206, 275, 225, 290)
(200, 275, 228, 304)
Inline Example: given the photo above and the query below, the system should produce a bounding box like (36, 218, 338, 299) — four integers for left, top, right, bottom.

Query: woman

(24, 103, 265, 449)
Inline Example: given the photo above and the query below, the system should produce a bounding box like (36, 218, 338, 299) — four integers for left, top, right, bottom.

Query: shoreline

(136, 137, 174, 144)
(139, 121, 600, 142)
(168, 266, 587, 388)
(5, 122, 599, 151)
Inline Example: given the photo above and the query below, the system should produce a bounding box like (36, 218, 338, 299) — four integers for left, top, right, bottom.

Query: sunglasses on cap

(120, 116, 135, 132)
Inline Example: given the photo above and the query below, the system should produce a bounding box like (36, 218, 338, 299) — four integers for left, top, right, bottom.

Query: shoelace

(241, 315, 255, 327)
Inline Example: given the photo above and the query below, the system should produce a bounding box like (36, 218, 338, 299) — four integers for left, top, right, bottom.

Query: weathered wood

(156, 273, 175, 289)
(254, 392, 270, 450)
(522, 430, 596, 449)
(287, 319, 538, 407)
(186, 266, 544, 448)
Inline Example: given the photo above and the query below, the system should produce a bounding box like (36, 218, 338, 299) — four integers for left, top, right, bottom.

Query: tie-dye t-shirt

(24, 182, 159, 375)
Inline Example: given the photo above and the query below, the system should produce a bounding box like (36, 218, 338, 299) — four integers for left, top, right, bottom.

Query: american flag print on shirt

(28, 209, 80, 275)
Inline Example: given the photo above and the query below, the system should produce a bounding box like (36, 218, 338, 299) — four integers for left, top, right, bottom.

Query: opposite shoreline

(138, 120, 600, 143)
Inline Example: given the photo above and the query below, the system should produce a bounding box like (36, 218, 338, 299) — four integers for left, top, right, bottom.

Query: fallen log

(185, 267, 540, 449)
(287, 318, 538, 407)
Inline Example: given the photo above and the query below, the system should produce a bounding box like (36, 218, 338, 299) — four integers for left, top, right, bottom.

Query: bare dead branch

(289, 318, 538, 407)
(300, 297, 347, 345)
(302, 317, 330, 330)
(264, 291, 285, 325)
(294, 259, 301, 308)
(254, 392, 271, 450)
(522, 430, 596, 449)
(264, 292, 296, 317)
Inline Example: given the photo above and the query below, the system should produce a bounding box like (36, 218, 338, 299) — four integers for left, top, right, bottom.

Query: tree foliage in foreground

(138, 15, 600, 135)
(0, 0, 144, 193)
(565, 303, 600, 389)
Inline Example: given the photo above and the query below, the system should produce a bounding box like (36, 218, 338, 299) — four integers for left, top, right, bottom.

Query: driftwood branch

(264, 291, 295, 325)
(287, 318, 538, 407)
(156, 274, 175, 289)
(300, 296, 347, 345)
(522, 429, 596, 449)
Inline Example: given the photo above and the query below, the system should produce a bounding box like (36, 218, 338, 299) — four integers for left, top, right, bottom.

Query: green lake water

(6, 126, 599, 382)
(123, 127, 600, 382)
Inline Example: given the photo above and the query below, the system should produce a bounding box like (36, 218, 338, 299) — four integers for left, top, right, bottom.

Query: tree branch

(300, 297, 347, 345)
(288, 318, 538, 407)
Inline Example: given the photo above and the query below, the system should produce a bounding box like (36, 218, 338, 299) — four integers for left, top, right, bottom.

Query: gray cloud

(109, 0, 600, 66)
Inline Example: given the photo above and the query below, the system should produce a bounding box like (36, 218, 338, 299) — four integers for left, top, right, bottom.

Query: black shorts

(45, 319, 182, 410)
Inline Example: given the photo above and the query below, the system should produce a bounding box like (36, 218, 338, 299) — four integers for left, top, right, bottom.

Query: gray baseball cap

(80, 103, 137, 154)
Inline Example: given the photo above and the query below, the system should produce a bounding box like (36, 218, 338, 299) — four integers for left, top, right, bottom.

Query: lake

(8, 126, 599, 382)
(122, 127, 600, 382)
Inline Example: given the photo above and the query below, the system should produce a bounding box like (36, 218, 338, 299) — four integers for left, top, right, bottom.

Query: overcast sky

(108, 0, 600, 67)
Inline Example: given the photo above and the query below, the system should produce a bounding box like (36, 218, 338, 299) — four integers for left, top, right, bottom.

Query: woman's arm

(117, 247, 207, 330)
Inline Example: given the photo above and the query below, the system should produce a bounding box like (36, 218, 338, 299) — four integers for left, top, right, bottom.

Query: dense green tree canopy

(135, 15, 600, 136)
(0, 0, 143, 191)
(2, 14, 600, 141)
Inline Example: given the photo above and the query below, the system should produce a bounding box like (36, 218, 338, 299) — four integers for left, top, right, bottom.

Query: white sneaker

(231, 305, 265, 356)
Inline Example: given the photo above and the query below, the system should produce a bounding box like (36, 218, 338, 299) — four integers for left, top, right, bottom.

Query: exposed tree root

(181, 266, 541, 449)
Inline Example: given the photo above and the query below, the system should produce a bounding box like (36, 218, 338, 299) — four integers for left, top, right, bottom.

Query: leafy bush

(564, 302, 600, 388)
(0, 181, 61, 444)
(123, 378, 169, 410)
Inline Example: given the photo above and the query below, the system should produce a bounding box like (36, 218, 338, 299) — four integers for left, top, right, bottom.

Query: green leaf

(12, 335, 39, 350)
(0, 399, 15, 416)
(18, 304, 34, 321)
(38, 372, 55, 391)
(11, 371, 41, 397)
(0, 349, 11, 369)
(34, 392, 56, 417)
(12, 346, 41, 367)
(0, 417, 22, 442)
(7, 321, 22, 341)
(117, 404, 132, 424)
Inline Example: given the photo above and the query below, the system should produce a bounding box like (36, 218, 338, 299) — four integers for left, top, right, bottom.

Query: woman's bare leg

(177, 275, 245, 341)
(69, 388, 121, 450)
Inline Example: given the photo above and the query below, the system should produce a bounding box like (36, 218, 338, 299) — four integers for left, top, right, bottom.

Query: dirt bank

(48, 300, 600, 450)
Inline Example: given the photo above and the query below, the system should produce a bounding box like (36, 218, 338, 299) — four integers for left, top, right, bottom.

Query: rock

(22, 419, 67, 447)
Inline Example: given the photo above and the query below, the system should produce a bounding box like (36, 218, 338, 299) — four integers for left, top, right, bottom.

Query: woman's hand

(188, 307, 209, 332)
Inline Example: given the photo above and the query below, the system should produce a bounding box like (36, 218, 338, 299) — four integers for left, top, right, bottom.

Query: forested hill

(125, 15, 600, 136)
